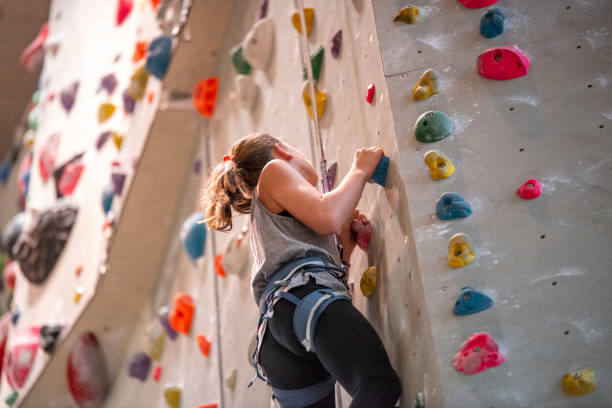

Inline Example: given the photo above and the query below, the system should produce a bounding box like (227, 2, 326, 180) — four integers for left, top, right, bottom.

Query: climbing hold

(148, 92, 155, 104)
(291, 8, 314, 37)
(331, 30, 342, 58)
(302, 82, 326, 119)
(424, 150, 454, 179)
(12, 200, 79, 284)
(58, 156, 85, 196)
(74, 286, 84, 303)
(366, 84, 375, 104)
(480, 7, 505, 38)
(230, 45, 252, 75)
(412, 69, 439, 100)
(11, 309, 20, 325)
(436, 193, 472, 220)
(453, 332, 505, 374)
(197, 334, 212, 357)
(6, 326, 40, 389)
(102, 183, 114, 215)
(453, 287, 493, 316)
(214, 254, 226, 277)
(98, 103, 116, 123)
(75, 265, 83, 276)
(19, 23, 49, 71)
(99, 73, 118, 95)
(127, 65, 149, 100)
(1, 260, 12, 292)
(242, 17, 275, 71)
(128, 352, 152, 382)
(143, 322, 165, 361)
(168, 293, 195, 335)
(132, 41, 148, 62)
(561, 369, 597, 396)
(0, 160, 12, 184)
(458, 0, 499, 8)
(116, 0, 133, 25)
(414, 392, 425, 408)
(60, 81, 79, 113)
(153, 365, 162, 382)
(324, 162, 337, 191)
(113, 132, 124, 150)
(5, 391, 18, 407)
(123, 90, 136, 113)
(360, 266, 377, 297)
(164, 386, 181, 408)
(517, 179, 541, 199)
(193, 77, 219, 118)
(222, 225, 250, 276)
(415, 111, 454, 143)
(2, 212, 26, 258)
(303, 45, 324, 81)
(235, 75, 258, 110)
(226, 369, 237, 390)
(477, 46, 530, 80)
(195, 404, 218, 408)
(350, 220, 371, 252)
(180, 212, 206, 262)
(258, 0, 269, 19)
(147, 35, 173, 79)
(67, 332, 110, 407)
(368, 155, 389, 187)
(448, 233, 475, 268)
(39, 324, 63, 353)
(394, 5, 420, 24)
(158, 306, 178, 340)
(111, 164, 127, 196)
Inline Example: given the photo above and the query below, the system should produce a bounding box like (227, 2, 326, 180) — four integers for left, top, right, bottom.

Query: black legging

(259, 279, 401, 408)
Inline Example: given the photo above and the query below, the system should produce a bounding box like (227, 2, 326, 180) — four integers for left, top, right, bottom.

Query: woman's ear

(272, 143, 293, 160)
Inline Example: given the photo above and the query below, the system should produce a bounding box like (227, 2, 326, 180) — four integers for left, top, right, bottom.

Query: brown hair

(202, 133, 281, 231)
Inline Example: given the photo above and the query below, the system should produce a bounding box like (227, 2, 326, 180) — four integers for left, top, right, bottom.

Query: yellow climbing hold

(163, 386, 181, 408)
(112, 132, 124, 150)
(292, 8, 314, 37)
(561, 369, 597, 396)
(360, 266, 377, 297)
(74, 286, 84, 303)
(98, 103, 116, 123)
(302, 81, 326, 120)
(143, 324, 165, 361)
(424, 150, 454, 180)
(127, 65, 149, 100)
(448, 233, 475, 268)
(412, 69, 439, 100)
(226, 369, 237, 390)
(394, 5, 420, 24)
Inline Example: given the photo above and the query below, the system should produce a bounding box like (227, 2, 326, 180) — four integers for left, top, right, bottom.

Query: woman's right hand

(353, 146, 384, 180)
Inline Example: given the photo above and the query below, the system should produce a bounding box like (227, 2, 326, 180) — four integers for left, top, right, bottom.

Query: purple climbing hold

(96, 131, 112, 150)
(128, 352, 152, 382)
(324, 162, 337, 192)
(60, 82, 79, 113)
(123, 90, 136, 114)
(99, 74, 118, 95)
(259, 0, 269, 19)
(194, 159, 202, 175)
(158, 306, 178, 340)
(111, 171, 126, 196)
(331, 30, 342, 58)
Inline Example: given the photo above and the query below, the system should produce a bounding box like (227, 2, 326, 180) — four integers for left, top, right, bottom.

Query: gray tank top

(249, 193, 342, 304)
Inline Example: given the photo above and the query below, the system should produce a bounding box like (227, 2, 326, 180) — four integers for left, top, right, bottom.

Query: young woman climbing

(203, 133, 401, 408)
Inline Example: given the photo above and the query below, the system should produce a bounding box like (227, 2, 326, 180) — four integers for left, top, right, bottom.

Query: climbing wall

(371, 0, 612, 406)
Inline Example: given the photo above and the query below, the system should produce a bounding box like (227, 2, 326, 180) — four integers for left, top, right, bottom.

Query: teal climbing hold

(453, 287, 493, 316)
(5, 391, 18, 406)
(303, 45, 324, 81)
(368, 156, 389, 187)
(231, 45, 252, 75)
(414, 111, 454, 143)
(180, 212, 207, 262)
(146, 35, 172, 79)
(436, 193, 472, 220)
(480, 7, 505, 38)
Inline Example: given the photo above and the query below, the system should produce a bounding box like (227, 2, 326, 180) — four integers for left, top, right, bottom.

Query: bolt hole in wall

(552, 281, 558, 286)
(588, 84, 593, 88)
(519, 148, 525, 152)
(564, 330, 570, 335)
(599, 125, 604, 128)
(540, 234, 546, 239)
(509, 107, 514, 111)
(417, 50, 422, 54)
(566, 5, 571, 9)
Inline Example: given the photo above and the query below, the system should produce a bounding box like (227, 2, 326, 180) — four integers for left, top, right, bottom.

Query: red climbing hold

(58, 158, 85, 196)
(195, 404, 218, 408)
(4, 261, 18, 291)
(366, 84, 375, 104)
(214, 254, 226, 277)
(193, 78, 219, 118)
(153, 365, 162, 381)
(116, 0, 133, 25)
(67, 332, 110, 408)
(168, 293, 194, 335)
(477, 46, 530, 80)
(350, 220, 372, 252)
(196, 334, 211, 357)
(39, 132, 61, 182)
(19, 23, 49, 72)
(0, 313, 10, 380)
(517, 179, 542, 199)
(6, 326, 40, 389)
(458, 0, 499, 8)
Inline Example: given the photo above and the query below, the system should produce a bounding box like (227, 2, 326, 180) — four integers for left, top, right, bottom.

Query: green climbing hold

(414, 392, 425, 408)
(231, 46, 252, 75)
(303, 45, 324, 81)
(6, 391, 18, 406)
(414, 111, 454, 143)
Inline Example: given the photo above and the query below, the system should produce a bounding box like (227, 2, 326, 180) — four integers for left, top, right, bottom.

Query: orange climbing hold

(75, 266, 83, 276)
(193, 78, 219, 118)
(132, 41, 148, 62)
(147, 92, 154, 104)
(197, 334, 211, 357)
(168, 293, 194, 335)
(214, 254, 226, 277)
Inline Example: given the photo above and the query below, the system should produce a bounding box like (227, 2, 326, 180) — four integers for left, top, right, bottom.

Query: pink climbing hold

(39, 132, 61, 182)
(19, 23, 49, 71)
(477, 46, 530, 80)
(458, 0, 499, 8)
(453, 332, 505, 375)
(67, 332, 110, 408)
(366, 84, 375, 104)
(350, 220, 372, 252)
(116, 0, 133, 25)
(58, 158, 85, 196)
(0, 314, 10, 380)
(517, 179, 542, 199)
(6, 326, 40, 389)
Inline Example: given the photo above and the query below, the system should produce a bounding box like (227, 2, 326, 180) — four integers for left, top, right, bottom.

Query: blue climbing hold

(101, 184, 114, 215)
(11, 308, 20, 325)
(180, 212, 206, 262)
(480, 7, 505, 38)
(436, 192, 472, 220)
(369, 156, 390, 187)
(0, 160, 11, 184)
(146, 36, 173, 80)
(453, 286, 493, 316)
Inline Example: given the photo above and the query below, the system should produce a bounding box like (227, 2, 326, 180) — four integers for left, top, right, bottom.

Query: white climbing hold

(222, 224, 250, 276)
(242, 17, 275, 71)
(235, 75, 258, 109)
(226, 369, 237, 390)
